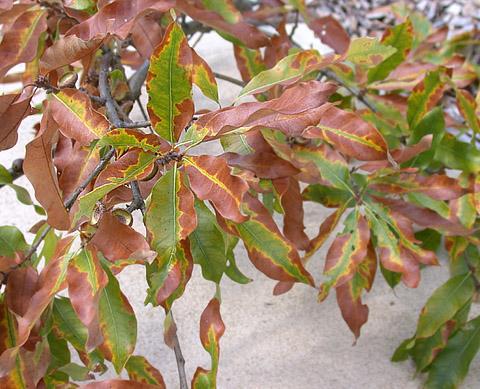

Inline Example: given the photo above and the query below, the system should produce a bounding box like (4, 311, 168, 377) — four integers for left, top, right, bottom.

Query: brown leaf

(81, 380, 161, 389)
(0, 9, 47, 79)
(40, 35, 103, 75)
(307, 16, 350, 55)
(24, 108, 70, 230)
(273, 177, 310, 251)
(67, 246, 108, 350)
(224, 151, 299, 179)
(185, 155, 249, 223)
(5, 267, 38, 317)
(90, 212, 152, 264)
(130, 11, 165, 59)
(176, 0, 269, 49)
(196, 81, 337, 138)
(67, 0, 174, 40)
(303, 103, 388, 161)
(0, 93, 33, 151)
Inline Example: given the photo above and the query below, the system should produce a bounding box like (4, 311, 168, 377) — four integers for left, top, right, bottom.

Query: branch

(126, 181, 145, 214)
(319, 69, 377, 112)
(128, 60, 149, 101)
(213, 72, 245, 87)
(170, 312, 188, 389)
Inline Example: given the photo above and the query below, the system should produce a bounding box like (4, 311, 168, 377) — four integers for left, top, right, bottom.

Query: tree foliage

(0, 0, 479, 388)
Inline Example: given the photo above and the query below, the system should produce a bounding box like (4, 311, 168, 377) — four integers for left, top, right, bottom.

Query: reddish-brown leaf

(90, 212, 153, 264)
(67, 247, 108, 351)
(195, 81, 336, 138)
(24, 109, 70, 230)
(303, 103, 388, 161)
(5, 267, 38, 318)
(0, 9, 47, 79)
(0, 93, 33, 151)
(273, 177, 310, 251)
(176, 0, 269, 49)
(82, 380, 160, 389)
(185, 155, 249, 223)
(307, 16, 350, 54)
(40, 35, 103, 75)
(67, 0, 174, 40)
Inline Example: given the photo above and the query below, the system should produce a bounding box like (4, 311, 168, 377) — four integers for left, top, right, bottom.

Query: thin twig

(126, 181, 145, 214)
(128, 60, 149, 101)
(23, 225, 52, 263)
(110, 120, 151, 129)
(213, 72, 245, 87)
(319, 69, 377, 112)
(170, 312, 188, 389)
(289, 10, 300, 40)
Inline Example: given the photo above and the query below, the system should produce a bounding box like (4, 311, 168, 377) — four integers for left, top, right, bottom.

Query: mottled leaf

(185, 155, 248, 223)
(147, 22, 193, 143)
(125, 355, 166, 387)
(98, 265, 137, 374)
(346, 37, 396, 66)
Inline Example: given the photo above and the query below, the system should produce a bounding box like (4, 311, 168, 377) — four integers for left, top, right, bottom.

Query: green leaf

(234, 195, 313, 285)
(0, 164, 12, 184)
(98, 265, 137, 374)
(425, 315, 480, 389)
(435, 135, 480, 173)
(97, 129, 161, 153)
(74, 151, 156, 224)
(416, 273, 474, 339)
(147, 22, 193, 143)
(407, 70, 444, 129)
(346, 37, 397, 66)
(190, 201, 227, 283)
(302, 184, 352, 208)
(0, 226, 27, 257)
(191, 50, 219, 103)
(145, 164, 196, 262)
(293, 144, 354, 195)
(456, 88, 480, 134)
(237, 50, 332, 98)
(368, 20, 413, 83)
(125, 355, 165, 386)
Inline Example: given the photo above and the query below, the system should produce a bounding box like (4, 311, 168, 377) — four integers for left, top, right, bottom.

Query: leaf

(303, 103, 388, 161)
(0, 237, 74, 375)
(195, 81, 337, 139)
(145, 239, 193, 310)
(237, 50, 338, 98)
(319, 210, 370, 300)
(176, 0, 268, 49)
(125, 355, 165, 387)
(192, 296, 225, 389)
(24, 109, 70, 230)
(82, 379, 160, 389)
(190, 201, 228, 283)
(0, 9, 47, 79)
(190, 49, 219, 103)
(185, 155, 249, 223)
(233, 45, 266, 83)
(346, 37, 397, 66)
(66, 0, 174, 40)
(425, 315, 480, 389)
(67, 247, 108, 351)
(98, 128, 163, 153)
(367, 20, 414, 83)
(407, 70, 445, 129)
(416, 273, 475, 339)
(74, 151, 156, 225)
(233, 194, 313, 285)
(307, 15, 350, 54)
(91, 212, 153, 265)
(456, 88, 480, 134)
(49, 89, 110, 145)
(303, 184, 352, 208)
(201, 0, 240, 24)
(145, 164, 197, 261)
(98, 265, 137, 374)
(272, 177, 310, 251)
(40, 35, 102, 75)
(336, 244, 376, 339)
(292, 144, 354, 193)
(435, 134, 480, 174)
(0, 226, 27, 258)
(0, 93, 33, 151)
(147, 22, 193, 143)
